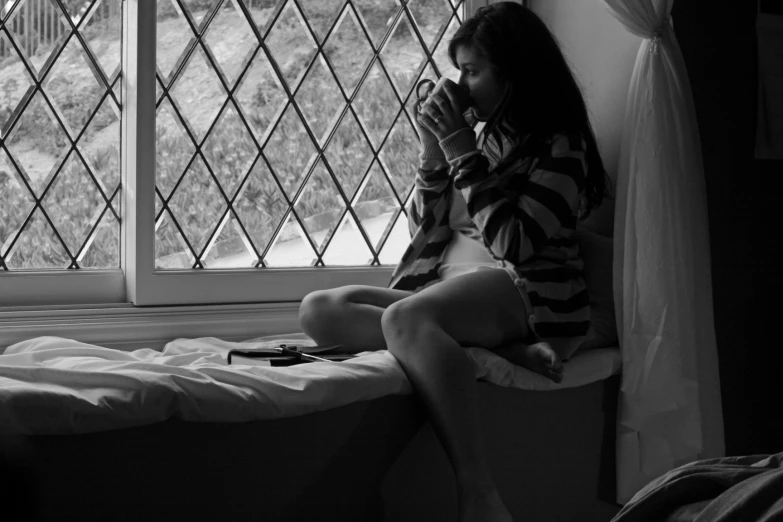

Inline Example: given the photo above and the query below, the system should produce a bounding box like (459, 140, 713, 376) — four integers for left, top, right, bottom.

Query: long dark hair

(447, 2, 613, 220)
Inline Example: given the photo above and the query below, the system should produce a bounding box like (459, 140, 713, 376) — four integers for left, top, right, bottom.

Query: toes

(511, 341, 565, 383)
(540, 343, 563, 370)
(547, 352, 564, 384)
(531, 342, 562, 366)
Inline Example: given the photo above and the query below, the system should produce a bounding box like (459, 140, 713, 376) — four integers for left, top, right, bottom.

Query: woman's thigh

(299, 285, 414, 350)
(382, 268, 529, 351)
(300, 285, 413, 315)
(334, 285, 415, 308)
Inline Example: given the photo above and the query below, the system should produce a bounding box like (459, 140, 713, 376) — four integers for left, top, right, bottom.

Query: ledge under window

(0, 302, 302, 352)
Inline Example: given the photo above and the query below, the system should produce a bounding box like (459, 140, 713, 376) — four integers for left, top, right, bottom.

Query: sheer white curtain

(599, 0, 725, 504)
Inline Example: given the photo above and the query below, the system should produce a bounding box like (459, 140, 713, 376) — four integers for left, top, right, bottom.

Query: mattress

(0, 333, 621, 435)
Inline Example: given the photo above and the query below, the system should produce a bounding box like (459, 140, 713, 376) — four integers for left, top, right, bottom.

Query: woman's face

(455, 44, 506, 121)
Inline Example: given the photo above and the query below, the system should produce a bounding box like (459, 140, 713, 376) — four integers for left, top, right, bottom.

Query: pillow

(572, 226, 618, 351)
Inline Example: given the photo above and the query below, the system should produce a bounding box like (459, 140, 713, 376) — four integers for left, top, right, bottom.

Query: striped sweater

(388, 126, 591, 349)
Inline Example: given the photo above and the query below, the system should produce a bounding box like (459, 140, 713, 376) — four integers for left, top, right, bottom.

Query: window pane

(0, 0, 122, 270)
(154, 0, 461, 270)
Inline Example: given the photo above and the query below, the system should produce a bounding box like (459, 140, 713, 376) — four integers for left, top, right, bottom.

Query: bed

(0, 333, 622, 522)
(0, 226, 621, 521)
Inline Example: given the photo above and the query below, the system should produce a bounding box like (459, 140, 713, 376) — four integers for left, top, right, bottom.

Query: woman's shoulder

(524, 132, 588, 190)
(526, 132, 588, 180)
(493, 130, 586, 176)
(511, 131, 586, 161)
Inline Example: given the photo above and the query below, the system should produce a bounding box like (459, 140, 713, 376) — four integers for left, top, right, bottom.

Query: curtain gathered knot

(648, 19, 670, 54)
(649, 29, 662, 54)
(650, 31, 661, 54)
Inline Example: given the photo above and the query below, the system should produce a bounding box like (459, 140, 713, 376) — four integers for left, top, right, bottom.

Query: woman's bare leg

(381, 269, 546, 522)
(298, 285, 413, 353)
(300, 285, 562, 380)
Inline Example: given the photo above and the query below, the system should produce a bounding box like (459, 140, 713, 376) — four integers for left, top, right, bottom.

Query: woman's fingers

(432, 88, 469, 130)
(417, 111, 434, 128)
(419, 102, 443, 124)
(427, 93, 453, 118)
(417, 112, 439, 134)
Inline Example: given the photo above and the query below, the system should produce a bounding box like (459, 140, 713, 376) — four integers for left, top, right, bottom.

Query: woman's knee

(299, 286, 365, 338)
(299, 289, 341, 339)
(381, 300, 432, 353)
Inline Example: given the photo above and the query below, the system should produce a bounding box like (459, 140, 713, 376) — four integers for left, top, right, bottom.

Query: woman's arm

(441, 129, 587, 264)
(406, 81, 475, 236)
(406, 138, 452, 236)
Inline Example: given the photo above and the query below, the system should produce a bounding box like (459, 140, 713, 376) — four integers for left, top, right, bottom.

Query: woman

(299, 3, 611, 521)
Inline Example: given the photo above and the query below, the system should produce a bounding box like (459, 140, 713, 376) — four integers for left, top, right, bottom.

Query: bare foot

(459, 487, 514, 522)
(494, 340, 564, 383)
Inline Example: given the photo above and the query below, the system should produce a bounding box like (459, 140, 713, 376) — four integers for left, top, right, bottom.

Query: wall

(531, 0, 641, 236)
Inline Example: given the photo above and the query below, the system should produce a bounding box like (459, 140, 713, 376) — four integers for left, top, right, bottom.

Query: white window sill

(0, 302, 302, 352)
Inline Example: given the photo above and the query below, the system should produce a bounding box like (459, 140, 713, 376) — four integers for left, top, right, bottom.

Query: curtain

(599, 0, 725, 504)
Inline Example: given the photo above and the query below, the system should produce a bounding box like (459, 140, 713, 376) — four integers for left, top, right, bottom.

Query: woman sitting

(299, 3, 612, 521)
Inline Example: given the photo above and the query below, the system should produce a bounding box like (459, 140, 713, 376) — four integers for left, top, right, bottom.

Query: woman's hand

(416, 82, 470, 142)
(413, 103, 439, 145)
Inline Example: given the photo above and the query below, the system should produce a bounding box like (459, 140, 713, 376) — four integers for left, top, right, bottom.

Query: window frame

(0, 0, 127, 307)
(125, 0, 463, 306)
(1, 0, 488, 309)
(0, 270, 125, 307)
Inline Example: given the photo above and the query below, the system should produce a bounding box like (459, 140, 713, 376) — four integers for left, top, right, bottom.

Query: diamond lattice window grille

(154, 0, 463, 270)
(352, 159, 402, 252)
(232, 154, 289, 256)
(202, 0, 258, 89)
(408, 0, 460, 52)
(233, 44, 288, 144)
(322, 5, 374, 99)
(0, 0, 122, 271)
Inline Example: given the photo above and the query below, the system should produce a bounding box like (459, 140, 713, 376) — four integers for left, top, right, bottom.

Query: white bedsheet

(0, 333, 621, 435)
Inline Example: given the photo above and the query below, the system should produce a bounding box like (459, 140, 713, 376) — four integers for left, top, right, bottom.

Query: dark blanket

(611, 453, 783, 522)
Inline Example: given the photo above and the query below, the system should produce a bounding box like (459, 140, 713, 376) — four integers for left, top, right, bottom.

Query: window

(1, 0, 124, 305)
(1, 0, 472, 307)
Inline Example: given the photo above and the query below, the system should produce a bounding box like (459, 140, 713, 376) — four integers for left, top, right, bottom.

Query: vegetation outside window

(0, 0, 468, 306)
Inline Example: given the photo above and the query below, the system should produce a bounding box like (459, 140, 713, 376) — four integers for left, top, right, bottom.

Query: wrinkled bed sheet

(0, 333, 620, 435)
(611, 453, 783, 522)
